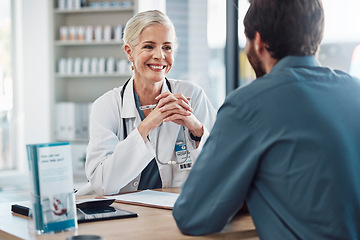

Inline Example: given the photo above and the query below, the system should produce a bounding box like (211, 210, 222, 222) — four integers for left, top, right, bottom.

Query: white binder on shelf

(55, 102, 92, 141)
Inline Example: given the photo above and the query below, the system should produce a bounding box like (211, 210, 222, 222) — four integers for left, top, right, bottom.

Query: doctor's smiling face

(125, 23, 175, 85)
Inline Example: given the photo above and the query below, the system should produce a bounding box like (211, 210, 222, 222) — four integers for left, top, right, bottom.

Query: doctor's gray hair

(123, 10, 178, 51)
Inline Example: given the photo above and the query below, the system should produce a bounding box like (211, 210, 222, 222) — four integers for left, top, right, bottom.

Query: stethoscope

(120, 77, 189, 165)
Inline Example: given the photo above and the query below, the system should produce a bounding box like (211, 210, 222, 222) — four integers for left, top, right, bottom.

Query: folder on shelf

(55, 102, 76, 140)
(55, 102, 92, 141)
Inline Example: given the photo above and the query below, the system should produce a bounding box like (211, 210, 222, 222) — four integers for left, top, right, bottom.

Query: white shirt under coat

(85, 77, 216, 195)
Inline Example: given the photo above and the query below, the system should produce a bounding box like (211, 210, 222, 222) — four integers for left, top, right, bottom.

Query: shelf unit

(55, 73, 131, 78)
(51, 0, 138, 129)
(54, 6, 135, 14)
(54, 40, 123, 46)
(52, 1, 137, 103)
(50, 0, 138, 178)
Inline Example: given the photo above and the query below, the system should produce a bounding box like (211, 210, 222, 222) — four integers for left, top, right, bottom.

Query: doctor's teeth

(150, 65, 164, 69)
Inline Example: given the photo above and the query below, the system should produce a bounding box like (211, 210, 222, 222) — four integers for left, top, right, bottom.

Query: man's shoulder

(227, 63, 359, 105)
(226, 74, 285, 106)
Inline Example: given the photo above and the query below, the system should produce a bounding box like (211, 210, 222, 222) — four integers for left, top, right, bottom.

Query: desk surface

(0, 188, 258, 240)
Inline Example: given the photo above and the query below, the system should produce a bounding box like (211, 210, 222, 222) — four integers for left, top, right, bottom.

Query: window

(318, 0, 360, 75)
(138, 0, 226, 109)
(166, 0, 226, 109)
(238, 0, 254, 86)
(236, 0, 360, 86)
(350, 45, 360, 78)
(0, 0, 13, 171)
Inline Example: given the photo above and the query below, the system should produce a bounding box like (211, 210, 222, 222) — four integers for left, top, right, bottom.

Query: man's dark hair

(243, 0, 325, 60)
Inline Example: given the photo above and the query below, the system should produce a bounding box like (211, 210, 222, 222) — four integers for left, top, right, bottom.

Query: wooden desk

(0, 188, 258, 240)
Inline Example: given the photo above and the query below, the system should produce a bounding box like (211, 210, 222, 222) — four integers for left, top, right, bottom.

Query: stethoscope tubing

(120, 77, 189, 165)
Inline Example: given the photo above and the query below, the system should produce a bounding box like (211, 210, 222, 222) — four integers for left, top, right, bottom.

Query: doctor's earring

(131, 64, 134, 70)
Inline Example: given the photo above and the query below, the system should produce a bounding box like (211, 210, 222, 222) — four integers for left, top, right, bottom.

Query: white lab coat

(85, 77, 216, 195)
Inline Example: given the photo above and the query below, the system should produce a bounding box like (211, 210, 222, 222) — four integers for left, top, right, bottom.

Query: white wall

(19, 0, 52, 146)
(322, 0, 360, 43)
(1, 0, 52, 186)
(138, 0, 166, 12)
(3, 0, 166, 187)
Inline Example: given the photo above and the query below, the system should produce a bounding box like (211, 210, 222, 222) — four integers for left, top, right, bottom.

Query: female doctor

(85, 10, 216, 195)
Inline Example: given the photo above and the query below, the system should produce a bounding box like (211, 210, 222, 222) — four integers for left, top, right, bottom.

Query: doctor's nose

(153, 47, 165, 59)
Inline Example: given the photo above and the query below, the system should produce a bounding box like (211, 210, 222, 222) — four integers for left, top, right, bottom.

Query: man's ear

(254, 32, 267, 55)
(124, 44, 133, 62)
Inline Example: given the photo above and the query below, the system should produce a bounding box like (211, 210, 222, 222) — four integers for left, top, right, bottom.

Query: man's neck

(264, 57, 279, 74)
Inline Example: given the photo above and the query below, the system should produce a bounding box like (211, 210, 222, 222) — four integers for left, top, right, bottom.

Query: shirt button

(133, 181, 139, 187)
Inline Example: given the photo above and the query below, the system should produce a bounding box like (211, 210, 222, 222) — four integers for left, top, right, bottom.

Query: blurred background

(0, 0, 359, 202)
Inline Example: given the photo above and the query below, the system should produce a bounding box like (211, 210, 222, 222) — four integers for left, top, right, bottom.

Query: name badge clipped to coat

(175, 142, 192, 170)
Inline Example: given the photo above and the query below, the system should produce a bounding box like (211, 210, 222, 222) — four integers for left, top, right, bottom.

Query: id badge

(175, 142, 192, 170)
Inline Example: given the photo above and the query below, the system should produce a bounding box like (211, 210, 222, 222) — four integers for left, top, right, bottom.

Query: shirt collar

(270, 55, 321, 75)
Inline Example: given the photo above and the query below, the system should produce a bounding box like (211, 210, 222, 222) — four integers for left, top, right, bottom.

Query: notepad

(104, 190, 180, 210)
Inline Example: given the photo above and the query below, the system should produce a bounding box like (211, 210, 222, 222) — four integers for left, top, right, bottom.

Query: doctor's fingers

(169, 93, 190, 104)
(155, 91, 171, 101)
(156, 92, 191, 109)
(145, 107, 183, 127)
(159, 99, 192, 113)
(173, 93, 191, 106)
(162, 112, 194, 126)
(156, 91, 176, 108)
(161, 109, 191, 122)
(147, 108, 167, 123)
(164, 113, 202, 134)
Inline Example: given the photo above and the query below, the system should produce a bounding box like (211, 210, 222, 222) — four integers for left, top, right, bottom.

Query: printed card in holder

(26, 142, 77, 234)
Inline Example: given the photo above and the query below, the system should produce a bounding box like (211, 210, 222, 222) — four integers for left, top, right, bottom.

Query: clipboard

(102, 190, 180, 210)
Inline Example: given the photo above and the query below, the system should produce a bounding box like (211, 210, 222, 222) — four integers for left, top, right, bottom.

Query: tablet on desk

(77, 206, 137, 223)
(75, 198, 137, 223)
(11, 199, 138, 223)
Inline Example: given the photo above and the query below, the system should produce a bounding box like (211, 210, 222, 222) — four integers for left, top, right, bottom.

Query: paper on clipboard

(103, 190, 180, 210)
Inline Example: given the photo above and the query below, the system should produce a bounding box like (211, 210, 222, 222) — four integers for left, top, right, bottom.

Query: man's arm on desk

(172, 101, 259, 235)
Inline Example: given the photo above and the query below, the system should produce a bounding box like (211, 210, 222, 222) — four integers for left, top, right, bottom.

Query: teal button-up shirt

(173, 56, 360, 239)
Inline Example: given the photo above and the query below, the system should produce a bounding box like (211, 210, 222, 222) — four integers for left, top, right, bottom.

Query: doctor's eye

(163, 45, 172, 51)
(143, 45, 154, 50)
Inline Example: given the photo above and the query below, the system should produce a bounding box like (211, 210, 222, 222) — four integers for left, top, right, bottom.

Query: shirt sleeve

(85, 93, 155, 195)
(172, 99, 260, 236)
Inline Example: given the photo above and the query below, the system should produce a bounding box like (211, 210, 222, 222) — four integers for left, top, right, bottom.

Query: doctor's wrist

(189, 125, 203, 140)
(190, 132, 202, 142)
(137, 121, 152, 142)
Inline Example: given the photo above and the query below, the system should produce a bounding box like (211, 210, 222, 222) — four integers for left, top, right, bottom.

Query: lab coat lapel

(120, 77, 142, 129)
(121, 77, 138, 119)
(162, 78, 171, 94)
